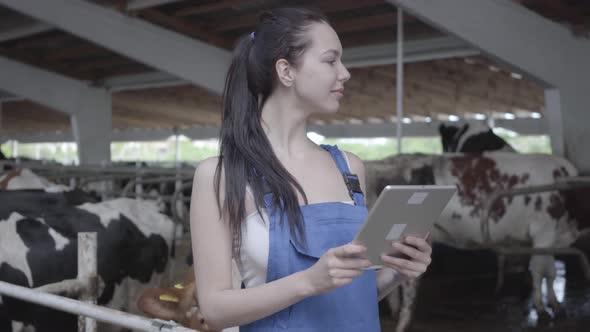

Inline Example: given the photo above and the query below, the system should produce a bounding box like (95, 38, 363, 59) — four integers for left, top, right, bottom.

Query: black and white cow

(0, 168, 71, 192)
(439, 122, 516, 153)
(366, 152, 589, 327)
(0, 191, 175, 332)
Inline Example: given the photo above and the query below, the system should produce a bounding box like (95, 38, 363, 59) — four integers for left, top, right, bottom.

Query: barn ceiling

(0, 0, 586, 138)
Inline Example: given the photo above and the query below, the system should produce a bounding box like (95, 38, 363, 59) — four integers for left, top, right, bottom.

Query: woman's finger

(381, 255, 427, 274)
(329, 269, 364, 279)
(393, 242, 431, 264)
(332, 244, 367, 259)
(404, 236, 432, 255)
(328, 257, 372, 270)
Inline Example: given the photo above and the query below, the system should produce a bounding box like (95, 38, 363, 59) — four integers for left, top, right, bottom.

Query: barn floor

(169, 236, 590, 332)
(380, 261, 590, 332)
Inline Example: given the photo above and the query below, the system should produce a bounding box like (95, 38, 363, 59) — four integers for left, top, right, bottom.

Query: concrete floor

(380, 259, 590, 332)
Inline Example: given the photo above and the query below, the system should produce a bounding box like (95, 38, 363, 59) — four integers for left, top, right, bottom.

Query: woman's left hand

(380, 236, 432, 279)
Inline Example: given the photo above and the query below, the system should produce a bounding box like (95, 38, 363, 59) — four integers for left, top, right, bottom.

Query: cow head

(439, 122, 515, 153)
(439, 123, 468, 152)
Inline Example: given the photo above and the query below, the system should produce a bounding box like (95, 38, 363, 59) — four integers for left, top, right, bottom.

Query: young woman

(190, 7, 432, 331)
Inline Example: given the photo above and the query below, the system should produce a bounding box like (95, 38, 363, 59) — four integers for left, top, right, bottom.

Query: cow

(439, 122, 516, 153)
(366, 151, 589, 328)
(137, 268, 219, 332)
(0, 191, 175, 332)
(136, 255, 242, 332)
(0, 168, 71, 192)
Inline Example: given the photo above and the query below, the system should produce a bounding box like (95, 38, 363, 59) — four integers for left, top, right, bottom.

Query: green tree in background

(0, 135, 551, 165)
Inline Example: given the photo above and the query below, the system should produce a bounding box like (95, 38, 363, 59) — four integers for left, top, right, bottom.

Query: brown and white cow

(366, 152, 588, 326)
(136, 257, 242, 332)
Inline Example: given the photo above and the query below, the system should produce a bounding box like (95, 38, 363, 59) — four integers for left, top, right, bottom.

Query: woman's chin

(322, 102, 342, 114)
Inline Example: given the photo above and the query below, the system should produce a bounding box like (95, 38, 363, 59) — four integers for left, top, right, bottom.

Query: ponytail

(214, 8, 328, 257)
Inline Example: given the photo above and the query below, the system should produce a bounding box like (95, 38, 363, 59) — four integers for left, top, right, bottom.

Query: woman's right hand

(302, 243, 373, 296)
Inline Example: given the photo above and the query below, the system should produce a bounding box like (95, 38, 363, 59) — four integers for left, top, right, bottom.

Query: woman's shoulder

(193, 156, 222, 186)
(340, 150, 365, 173)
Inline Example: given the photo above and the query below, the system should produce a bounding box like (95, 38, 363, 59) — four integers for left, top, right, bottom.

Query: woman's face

(292, 22, 350, 114)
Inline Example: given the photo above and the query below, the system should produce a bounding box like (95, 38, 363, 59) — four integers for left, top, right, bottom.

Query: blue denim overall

(240, 144, 381, 332)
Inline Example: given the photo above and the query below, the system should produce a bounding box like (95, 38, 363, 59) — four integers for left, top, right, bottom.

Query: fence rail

(0, 232, 195, 332)
(479, 176, 590, 291)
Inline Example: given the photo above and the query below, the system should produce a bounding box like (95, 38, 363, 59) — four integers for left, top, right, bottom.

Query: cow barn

(1, 0, 590, 331)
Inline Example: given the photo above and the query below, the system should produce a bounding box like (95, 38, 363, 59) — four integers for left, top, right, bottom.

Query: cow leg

(495, 254, 506, 293)
(544, 259, 562, 317)
(387, 278, 419, 332)
(386, 285, 401, 326)
(530, 255, 558, 320)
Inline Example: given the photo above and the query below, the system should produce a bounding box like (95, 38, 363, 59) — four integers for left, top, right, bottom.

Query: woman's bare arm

(190, 157, 314, 330)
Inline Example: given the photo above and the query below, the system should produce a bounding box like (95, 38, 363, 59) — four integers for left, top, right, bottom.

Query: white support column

(559, 84, 590, 175)
(543, 89, 564, 156)
(11, 140, 18, 158)
(395, 8, 404, 154)
(387, 0, 590, 173)
(70, 90, 112, 165)
(0, 55, 112, 164)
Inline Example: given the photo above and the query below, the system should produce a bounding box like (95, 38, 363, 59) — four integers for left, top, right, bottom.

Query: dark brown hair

(215, 8, 329, 257)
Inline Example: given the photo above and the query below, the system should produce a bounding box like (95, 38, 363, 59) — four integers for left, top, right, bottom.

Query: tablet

(353, 185, 456, 269)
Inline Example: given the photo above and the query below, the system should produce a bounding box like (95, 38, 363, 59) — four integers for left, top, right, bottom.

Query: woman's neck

(260, 92, 318, 160)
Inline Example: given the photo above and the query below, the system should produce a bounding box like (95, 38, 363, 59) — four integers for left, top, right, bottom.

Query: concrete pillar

(11, 140, 18, 158)
(70, 89, 112, 165)
(543, 89, 564, 156)
(560, 85, 590, 174)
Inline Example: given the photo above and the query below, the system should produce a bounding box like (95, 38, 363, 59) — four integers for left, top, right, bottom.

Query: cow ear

(438, 123, 447, 134)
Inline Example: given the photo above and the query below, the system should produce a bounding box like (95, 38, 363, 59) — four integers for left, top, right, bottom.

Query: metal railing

(0, 281, 195, 332)
(0, 232, 195, 332)
(0, 160, 196, 177)
(478, 176, 590, 291)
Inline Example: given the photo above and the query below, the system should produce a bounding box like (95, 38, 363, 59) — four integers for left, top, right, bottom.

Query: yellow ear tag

(159, 294, 179, 302)
(174, 283, 184, 289)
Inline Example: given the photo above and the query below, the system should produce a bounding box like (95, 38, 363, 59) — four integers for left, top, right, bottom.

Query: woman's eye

(328, 60, 336, 65)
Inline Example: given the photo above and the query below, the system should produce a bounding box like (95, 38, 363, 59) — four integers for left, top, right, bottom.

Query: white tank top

(236, 153, 355, 288)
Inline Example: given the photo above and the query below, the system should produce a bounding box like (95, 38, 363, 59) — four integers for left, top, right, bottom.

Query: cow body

(369, 153, 580, 247)
(0, 191, 175, 332)
(366, 152, 587, 326)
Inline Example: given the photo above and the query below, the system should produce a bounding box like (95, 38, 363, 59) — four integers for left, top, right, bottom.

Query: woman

(190, 7, 432, 331)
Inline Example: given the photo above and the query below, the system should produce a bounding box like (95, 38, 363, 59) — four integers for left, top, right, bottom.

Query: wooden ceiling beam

(44, 43, 113, 62)
(10, 33, 72, 50)
(113, 93, 222, 126)
(81, 63, 152, 81)
(174, 0, 241, 16)
(138, 9, 231, 48)
(332, 12, 397, 34)
(74, 57, 134, 72)
(205, 0, 411, 34)
(314, 0, 387, 13)
(112, 107, 176, 129)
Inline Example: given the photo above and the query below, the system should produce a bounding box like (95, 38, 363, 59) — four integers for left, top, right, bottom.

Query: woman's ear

(275, 58, 295, 87)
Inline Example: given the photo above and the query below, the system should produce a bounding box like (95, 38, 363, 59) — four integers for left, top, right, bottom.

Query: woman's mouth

(331, 89, 344, 97)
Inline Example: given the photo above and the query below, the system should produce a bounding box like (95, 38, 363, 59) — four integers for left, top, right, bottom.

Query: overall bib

(241, 144, 381, 332)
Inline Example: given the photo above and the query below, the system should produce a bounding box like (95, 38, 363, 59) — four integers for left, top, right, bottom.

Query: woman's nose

(339, 64, 351, 82)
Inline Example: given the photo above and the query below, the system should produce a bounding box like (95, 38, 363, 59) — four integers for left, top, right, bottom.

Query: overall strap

(320, 144, 365, 206)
